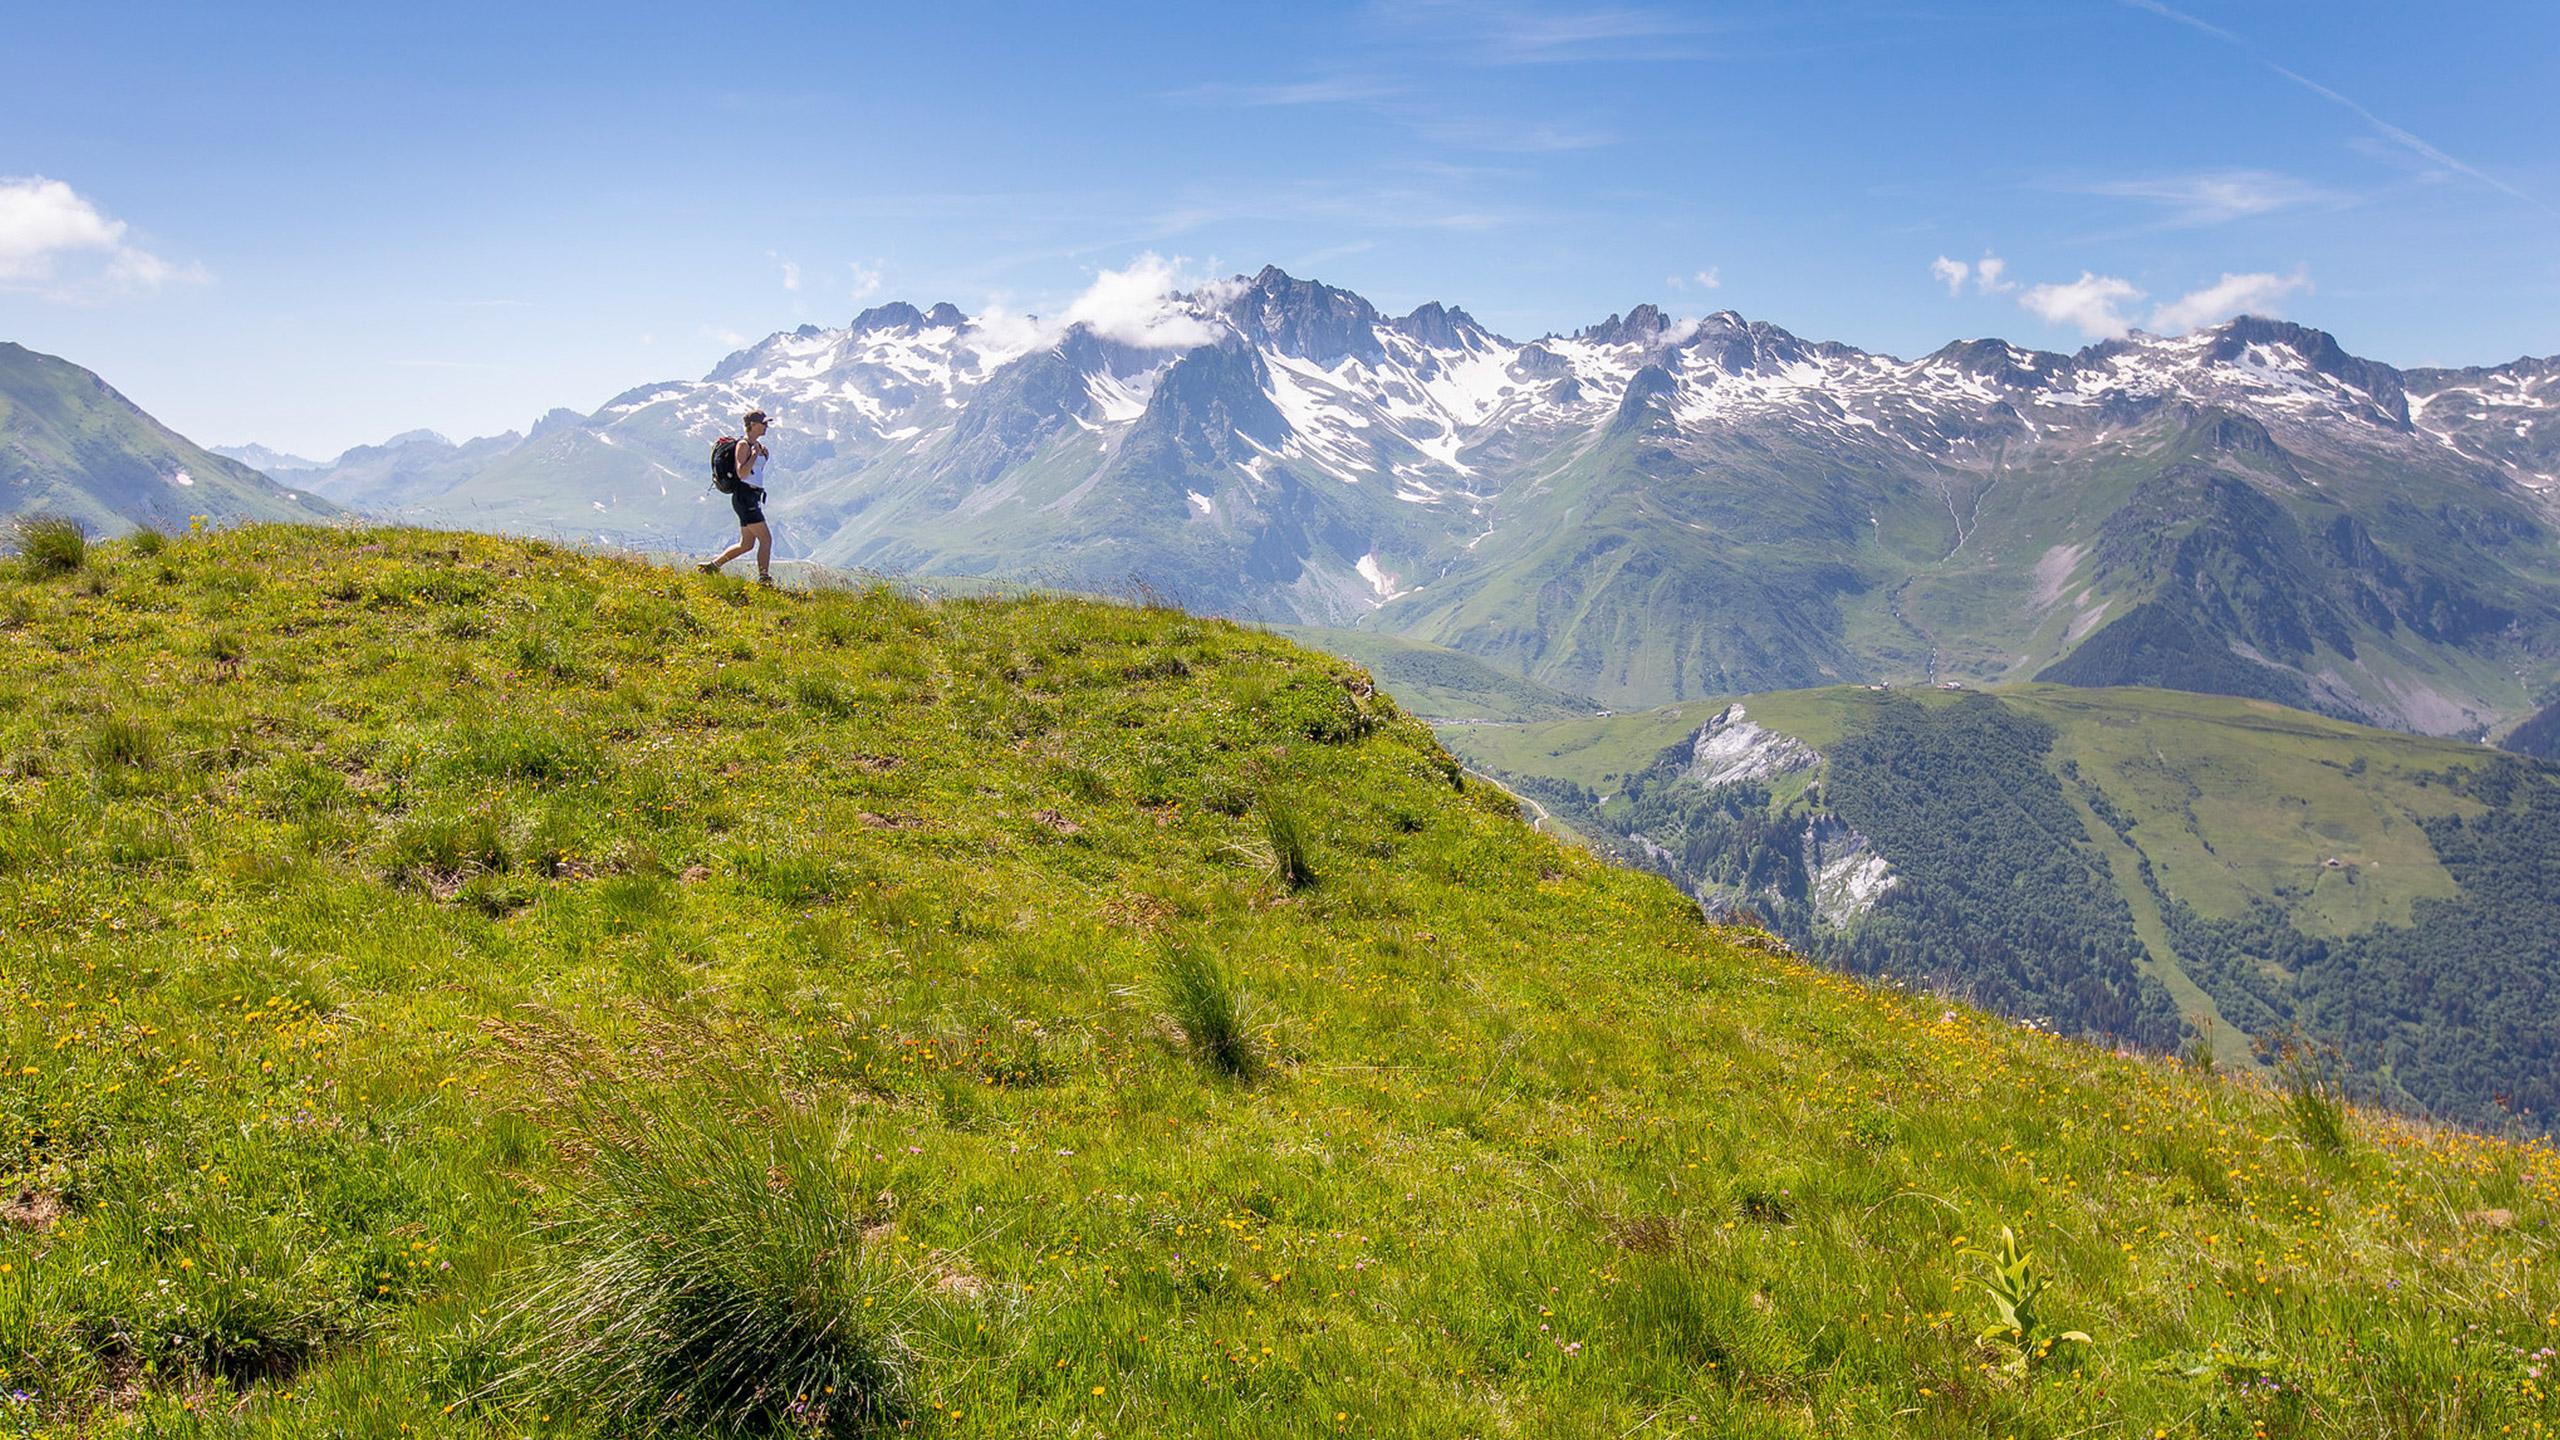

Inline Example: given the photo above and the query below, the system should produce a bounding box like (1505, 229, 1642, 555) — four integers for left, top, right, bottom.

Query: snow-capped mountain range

(266, 267, 2560, 734)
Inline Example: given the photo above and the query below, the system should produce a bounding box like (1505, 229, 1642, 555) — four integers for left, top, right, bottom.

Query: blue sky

(4, 0, 2554, 458)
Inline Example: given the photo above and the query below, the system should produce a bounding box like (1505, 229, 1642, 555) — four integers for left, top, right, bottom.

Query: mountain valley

(191, 270, 2560, 738)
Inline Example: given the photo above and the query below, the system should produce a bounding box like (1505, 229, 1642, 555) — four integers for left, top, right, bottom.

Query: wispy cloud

(1410, 114, 1613, 153)
(1292, 239, 1380, 271)
(1667, 266, 1721, 291)
(2119, 0, 2550, 216)
(1166, 75, 1403, 107)
(2070, 168, 2351, 228)
(1368, 0, 1721, 65)
(1143, 178, 1537, 239)
(0, 176, 202, 300)
(2148, 269, 2311, 332)
(769, 252, 802, 292)
(1166, 66, 1608, 156)
(847, 260, 884, 301)
(2019, 272, 2147, 339)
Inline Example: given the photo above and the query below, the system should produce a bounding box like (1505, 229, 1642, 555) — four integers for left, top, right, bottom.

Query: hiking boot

(695, 561, 719, 575)
(757, 573, 777, 588)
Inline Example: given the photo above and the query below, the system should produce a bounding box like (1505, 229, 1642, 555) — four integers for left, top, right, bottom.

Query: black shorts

(730, 486, 767, 527)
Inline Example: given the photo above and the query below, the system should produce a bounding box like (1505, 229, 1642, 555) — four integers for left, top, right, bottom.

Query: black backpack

(709, 436, 741, 493)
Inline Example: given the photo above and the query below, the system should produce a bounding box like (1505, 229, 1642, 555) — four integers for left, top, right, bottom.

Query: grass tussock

(2273, 1031, 2353, 1154)
(1156, 940, 1257, 1080)
(1261, 798, 1316, 891)
(9, 515, 85, 576)
(485, 1091, 920, 1435)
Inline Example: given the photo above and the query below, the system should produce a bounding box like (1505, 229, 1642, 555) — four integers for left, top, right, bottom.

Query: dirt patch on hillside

(4, 1187, 62, 1230)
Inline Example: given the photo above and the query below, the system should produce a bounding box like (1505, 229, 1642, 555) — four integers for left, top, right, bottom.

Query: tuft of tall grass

(488, 1092, 920, 1435)
(1262, 799, 1316, 891)
(89, 714, 159, 775)
(2275, 1032, 2352, 1153)
(1156, 941, 1257, 1081)
(10, 515, 86, 576)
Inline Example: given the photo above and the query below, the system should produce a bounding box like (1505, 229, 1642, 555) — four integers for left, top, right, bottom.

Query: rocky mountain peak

(850, 301, 925, 333)
(1926, 337, 2052, 386)
(527, 407, 588, 439)
(1582, 303, 1671, 347)
(1394, 301, 1493, 351)
(850, 301, 968, 335)
(1227, 267, 1384, 364)
(2201, 316, 2409, 427)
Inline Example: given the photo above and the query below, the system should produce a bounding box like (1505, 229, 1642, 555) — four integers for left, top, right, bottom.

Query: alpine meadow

(9, 2, 2560, 1436)
(2, 527, 2555, 1437)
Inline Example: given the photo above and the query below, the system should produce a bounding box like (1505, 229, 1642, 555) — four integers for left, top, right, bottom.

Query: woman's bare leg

(752, 523, 773, 578)
(704, 527, 756, 570)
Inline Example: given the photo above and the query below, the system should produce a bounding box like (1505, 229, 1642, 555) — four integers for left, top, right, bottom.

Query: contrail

(2118, 0, 2552, 217)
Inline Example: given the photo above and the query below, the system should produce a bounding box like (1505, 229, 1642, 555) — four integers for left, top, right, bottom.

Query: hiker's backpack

(709, 436, 741, 494)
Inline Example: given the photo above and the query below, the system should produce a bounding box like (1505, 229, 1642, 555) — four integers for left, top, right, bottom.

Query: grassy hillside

(1448, 685, 2560, 1125)
(0, 343, 336, 536)
(4, 529, 2556, 1438)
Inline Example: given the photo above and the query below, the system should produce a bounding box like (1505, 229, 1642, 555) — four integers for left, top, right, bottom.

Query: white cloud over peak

(2019, 271, 2146, 339)
(966, 253, 1228, 368)
(847, 260, 883, 301)
(1666, 266, 1720, 291)
(1059, 252, 1224, 349)
(1930, 256, 1970, 296)
(2004, 265, 2312, 340)
(0, 177, 199, 299)
(2147, 270, 2311, 333)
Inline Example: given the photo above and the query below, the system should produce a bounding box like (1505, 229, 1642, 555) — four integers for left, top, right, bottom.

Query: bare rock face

(1682, 704, 1819, 788)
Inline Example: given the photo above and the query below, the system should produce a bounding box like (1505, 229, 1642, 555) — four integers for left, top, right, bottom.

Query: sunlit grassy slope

(4, 528, 2556, 1438)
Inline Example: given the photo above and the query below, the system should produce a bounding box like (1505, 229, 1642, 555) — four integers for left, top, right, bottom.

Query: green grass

(3, 526, 2556, 1437)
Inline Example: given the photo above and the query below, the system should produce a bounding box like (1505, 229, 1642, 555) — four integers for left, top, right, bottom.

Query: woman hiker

(699, 408, 776, 585)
